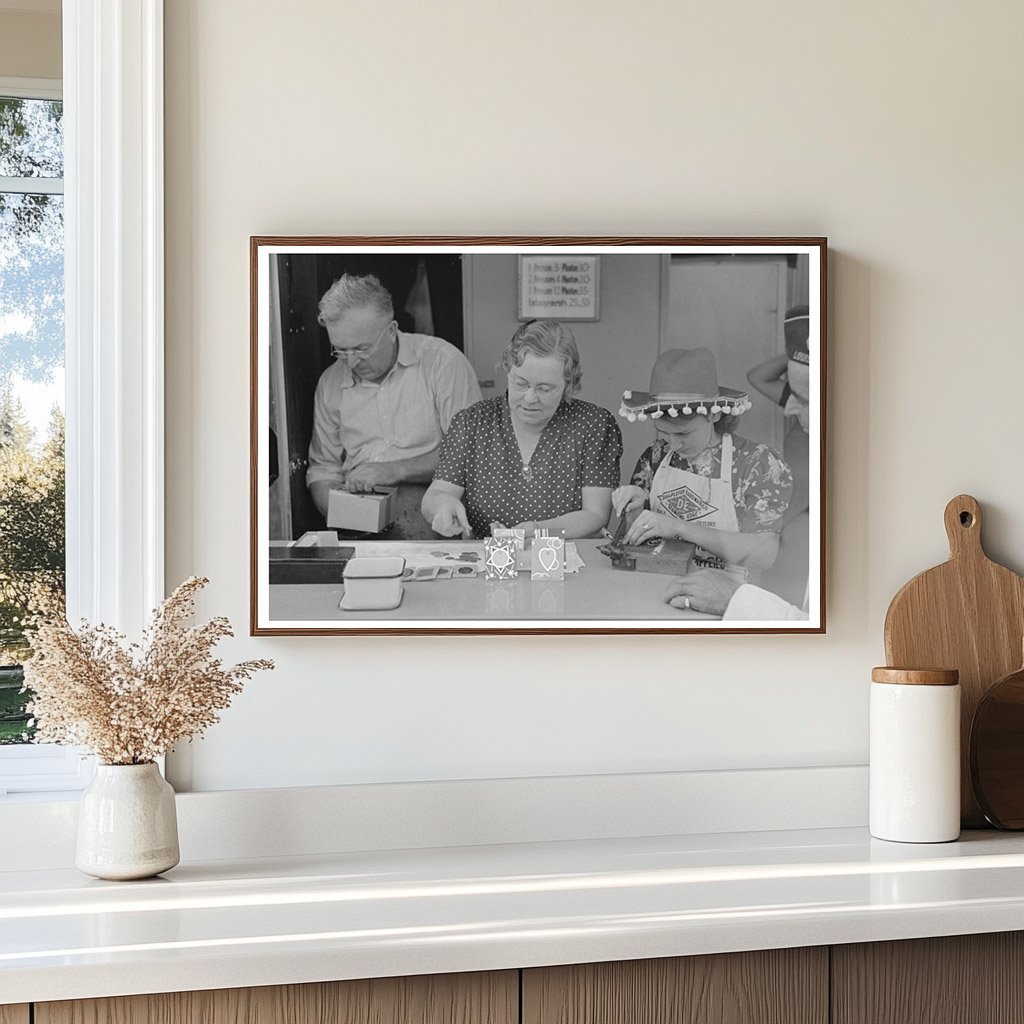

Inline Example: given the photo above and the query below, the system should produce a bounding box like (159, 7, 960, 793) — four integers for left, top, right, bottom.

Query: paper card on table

(484, 538, 518, 579)
(354, 543, 482, 572)
(564, 542, 584, 573)
(294, 530, 342, 548)
(492, 527, 525, 553)
(531, 535, 565, 581)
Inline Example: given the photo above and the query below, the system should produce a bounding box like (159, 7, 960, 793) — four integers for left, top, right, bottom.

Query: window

(0, 86, 65, 726)
(0, 78, 85, 797)
(0, 4, 166, 799)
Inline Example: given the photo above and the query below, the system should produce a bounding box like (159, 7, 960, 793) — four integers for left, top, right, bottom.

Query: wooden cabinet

(17, 933, 1024, 1024)
(832, 932, 1024, 1024)
(522, 948, 828, 1024)
(35, 972, 517, 1024)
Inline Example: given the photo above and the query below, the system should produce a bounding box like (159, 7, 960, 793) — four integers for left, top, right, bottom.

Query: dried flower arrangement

(22, 577, 273, 765)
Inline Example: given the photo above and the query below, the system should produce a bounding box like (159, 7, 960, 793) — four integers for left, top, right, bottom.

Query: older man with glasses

(307, 273, 481, 539)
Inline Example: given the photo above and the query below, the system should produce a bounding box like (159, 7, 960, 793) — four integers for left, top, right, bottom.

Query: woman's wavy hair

(499, 319, 582, 402)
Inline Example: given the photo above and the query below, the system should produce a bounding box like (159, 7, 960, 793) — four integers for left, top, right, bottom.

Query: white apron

(650, 433, 746, 579)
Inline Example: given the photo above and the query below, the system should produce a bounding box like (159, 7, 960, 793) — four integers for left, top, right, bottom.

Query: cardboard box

(326, 488, 396, 534)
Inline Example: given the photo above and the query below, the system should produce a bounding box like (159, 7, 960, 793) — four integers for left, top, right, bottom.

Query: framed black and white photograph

(250, 237, 826, 635)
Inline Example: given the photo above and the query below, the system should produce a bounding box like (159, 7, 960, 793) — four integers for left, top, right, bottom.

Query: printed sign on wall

(518, 255, 600, 320)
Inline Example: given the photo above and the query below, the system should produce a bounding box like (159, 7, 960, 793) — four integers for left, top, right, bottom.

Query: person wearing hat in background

(613, 347, 793, 574)
(746, 305, 811, 522)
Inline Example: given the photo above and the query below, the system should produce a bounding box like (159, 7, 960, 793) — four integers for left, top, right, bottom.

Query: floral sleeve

(734, 439, 794, 533)
(629, 442, 664, 492)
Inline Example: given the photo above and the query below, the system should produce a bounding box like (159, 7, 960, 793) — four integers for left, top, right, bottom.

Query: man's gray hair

(317, 273, 394, 327)
(500, 319, 582, 399)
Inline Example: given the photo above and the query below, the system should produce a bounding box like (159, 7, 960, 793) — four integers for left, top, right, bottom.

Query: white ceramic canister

(870, 667, 960, 843)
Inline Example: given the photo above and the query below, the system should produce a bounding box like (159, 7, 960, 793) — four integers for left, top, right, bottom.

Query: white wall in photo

(164, 1, 1024, 790)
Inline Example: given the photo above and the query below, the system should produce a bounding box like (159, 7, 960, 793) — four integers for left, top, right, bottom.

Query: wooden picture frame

(251, 237, 827, 635)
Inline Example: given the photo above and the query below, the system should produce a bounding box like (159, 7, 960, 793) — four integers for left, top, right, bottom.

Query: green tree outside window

(0, 94, 65, 743)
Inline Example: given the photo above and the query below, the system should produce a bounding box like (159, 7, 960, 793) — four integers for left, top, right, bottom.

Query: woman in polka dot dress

(420, 320, 623, 539)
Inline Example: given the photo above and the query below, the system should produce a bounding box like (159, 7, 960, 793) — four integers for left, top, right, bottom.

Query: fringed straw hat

(619, 347, 752, 422)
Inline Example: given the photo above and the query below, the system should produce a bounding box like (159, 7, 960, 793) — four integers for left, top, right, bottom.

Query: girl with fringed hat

(614, 347, 793, 580)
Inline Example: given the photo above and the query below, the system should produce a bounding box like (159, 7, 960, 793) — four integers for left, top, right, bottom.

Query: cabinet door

(523, 949, 827, 1024)
(832, 932, 1024, 1024)
(0, 1007, 29, 1024)
(36, 971, 517, 1024)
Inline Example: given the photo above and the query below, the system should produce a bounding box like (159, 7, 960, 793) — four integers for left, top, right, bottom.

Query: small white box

(341, 556, 405, 611)
(326, 488, 396, 533)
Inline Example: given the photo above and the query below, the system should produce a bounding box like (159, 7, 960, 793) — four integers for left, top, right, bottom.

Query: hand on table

(431, 499, 472, 539)
(665, 569, 742, 616)
(344, 462, 395, 493)
(611, 485, 647, 517)
(622, 509, 681, 546)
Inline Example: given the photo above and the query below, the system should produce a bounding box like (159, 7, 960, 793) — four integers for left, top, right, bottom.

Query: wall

(163, 1, 1024, 791)
(0, 7, 60, 81)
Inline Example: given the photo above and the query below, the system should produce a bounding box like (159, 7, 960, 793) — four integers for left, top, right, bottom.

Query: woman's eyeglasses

(509, 375, 562, 397)
(330, 321, 391, 363)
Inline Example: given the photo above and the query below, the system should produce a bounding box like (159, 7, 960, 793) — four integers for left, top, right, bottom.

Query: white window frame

(0, 0, 164, 799)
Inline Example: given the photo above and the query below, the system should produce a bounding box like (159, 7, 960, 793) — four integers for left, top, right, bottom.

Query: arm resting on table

(421, 480, 471, 537)
(678, 524, 780, 571)
(529, 487, 613, 539)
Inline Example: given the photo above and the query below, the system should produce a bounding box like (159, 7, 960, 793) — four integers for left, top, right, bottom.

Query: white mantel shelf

(5, 826, 1024, 1004)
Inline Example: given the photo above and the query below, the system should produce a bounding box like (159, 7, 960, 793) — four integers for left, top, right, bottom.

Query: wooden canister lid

(871, 667, 960, 686)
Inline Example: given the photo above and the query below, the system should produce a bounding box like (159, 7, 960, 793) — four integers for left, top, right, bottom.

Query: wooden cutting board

(884, 494, 1024, 827)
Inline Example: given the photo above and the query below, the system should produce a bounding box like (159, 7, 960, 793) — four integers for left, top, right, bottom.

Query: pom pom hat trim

(619, 347, 751, 422)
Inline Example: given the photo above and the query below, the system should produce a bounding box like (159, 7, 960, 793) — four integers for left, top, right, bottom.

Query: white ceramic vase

(76, 762, 180, 880)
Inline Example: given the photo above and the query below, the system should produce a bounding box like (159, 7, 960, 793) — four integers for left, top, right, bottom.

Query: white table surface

(268, 539, 714, 622)
(5, 826, 1024, 1004)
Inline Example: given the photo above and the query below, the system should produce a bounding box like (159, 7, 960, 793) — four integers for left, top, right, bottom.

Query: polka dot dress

(435, 395, 623, 538)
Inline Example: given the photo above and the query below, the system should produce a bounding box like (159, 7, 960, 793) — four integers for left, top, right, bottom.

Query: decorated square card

(484, 538, 518, 580)
(531, 535, 565, 581)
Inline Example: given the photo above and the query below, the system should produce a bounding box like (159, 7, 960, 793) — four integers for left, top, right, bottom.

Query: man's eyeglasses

(330, 321, 391, 363)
